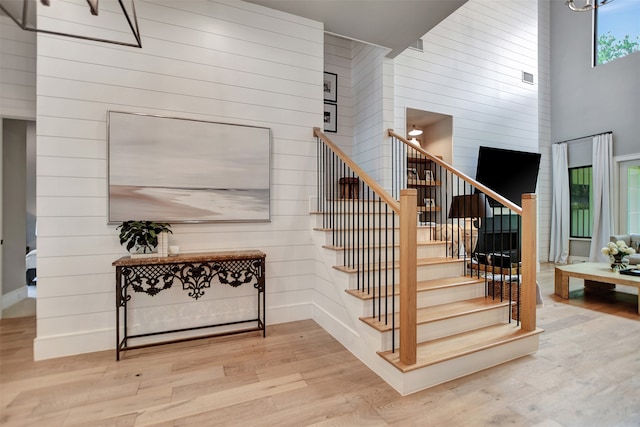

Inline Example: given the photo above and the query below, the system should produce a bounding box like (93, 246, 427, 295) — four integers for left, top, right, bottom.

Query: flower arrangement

(601, 240, 636, 271)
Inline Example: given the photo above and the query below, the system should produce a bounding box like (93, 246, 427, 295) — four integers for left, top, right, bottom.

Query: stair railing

(388, 130, 537, 333)
(314, 128, 419, 363)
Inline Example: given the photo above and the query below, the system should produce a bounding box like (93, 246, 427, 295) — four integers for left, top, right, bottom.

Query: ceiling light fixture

(566, 0, 613, 12)
(408, 125, 423, 137)
(0, 0, 142, 48)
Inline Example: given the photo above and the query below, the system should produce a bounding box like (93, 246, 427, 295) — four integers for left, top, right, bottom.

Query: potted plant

(117, 220, 172, 258)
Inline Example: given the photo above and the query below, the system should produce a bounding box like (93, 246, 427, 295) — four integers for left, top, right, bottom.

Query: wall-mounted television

(475, 146, 541, 207)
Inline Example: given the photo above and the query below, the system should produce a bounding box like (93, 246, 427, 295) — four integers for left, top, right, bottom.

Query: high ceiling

(245, 0, 468, 58)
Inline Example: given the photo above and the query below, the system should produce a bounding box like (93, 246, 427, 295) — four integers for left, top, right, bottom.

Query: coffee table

(555, 262, 640, 313)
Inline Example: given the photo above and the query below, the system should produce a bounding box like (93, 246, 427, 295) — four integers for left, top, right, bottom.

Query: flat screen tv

(475, 146, 541, 207)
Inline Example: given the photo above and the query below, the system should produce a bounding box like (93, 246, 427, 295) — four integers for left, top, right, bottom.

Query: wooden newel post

(399, 189, 417, 365)
(521, 194, 537, 331)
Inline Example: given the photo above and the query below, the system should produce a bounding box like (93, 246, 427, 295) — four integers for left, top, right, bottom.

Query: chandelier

(0, 0, 141, 48)
(566, 0, 614, 12)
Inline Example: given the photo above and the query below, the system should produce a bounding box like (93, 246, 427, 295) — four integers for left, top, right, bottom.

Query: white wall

(394, 0, 539, 179)
(2, 119, 27, 295)
(538, 0, 551, 262)
(550, 1, 640, 158)
(323, 34, 353, 154)
(0, 13, 36, 120)
(352, 42, 390, 184)
(34, 0, 324, 359)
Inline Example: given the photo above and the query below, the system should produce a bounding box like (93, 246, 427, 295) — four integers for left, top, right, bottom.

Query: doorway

(618, 157, 640, 234)
(1, 118, 37, 318)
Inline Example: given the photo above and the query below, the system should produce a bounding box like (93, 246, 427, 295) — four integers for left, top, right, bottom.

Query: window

(595, 0, 640, 65)
(569, 166, 593, 238)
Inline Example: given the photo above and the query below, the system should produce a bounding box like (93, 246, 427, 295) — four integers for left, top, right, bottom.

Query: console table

(113, 250, 266, 360)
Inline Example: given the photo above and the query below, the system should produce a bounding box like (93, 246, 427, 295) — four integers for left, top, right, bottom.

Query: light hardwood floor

(1, 263, 639, 426)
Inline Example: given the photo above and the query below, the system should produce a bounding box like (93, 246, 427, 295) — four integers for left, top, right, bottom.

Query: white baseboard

(1, 286, 28, 311)
(33, 303, 314, 361)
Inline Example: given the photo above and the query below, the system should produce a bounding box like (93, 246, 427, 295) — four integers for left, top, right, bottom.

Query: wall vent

(522, 71, 534, 84)
(408, 39, 424, 52)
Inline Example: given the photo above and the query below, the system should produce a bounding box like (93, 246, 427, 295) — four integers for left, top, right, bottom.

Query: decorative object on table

(117, 220, 172, 258)
(602, 240, 636, 272)
(407, 168, 418, 180)
(323, 102, 337, 132)
(157, 230, 169, 257)
(108, 111, 271, 223)
(323, 71, 337, 103)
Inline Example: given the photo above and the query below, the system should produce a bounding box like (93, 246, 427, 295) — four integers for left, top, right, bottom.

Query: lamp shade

(448, 193, 493, 219)
(408, 125, 423, 137)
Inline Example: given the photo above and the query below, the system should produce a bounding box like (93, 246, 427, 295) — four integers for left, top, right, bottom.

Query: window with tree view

(595, 0, 640, 65)
(570, 166, 593, 238)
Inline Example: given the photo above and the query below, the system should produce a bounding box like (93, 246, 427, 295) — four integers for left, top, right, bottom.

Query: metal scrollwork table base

(113, 250, 266, 361)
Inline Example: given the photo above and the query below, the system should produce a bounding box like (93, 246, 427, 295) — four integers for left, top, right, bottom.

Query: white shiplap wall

(323, 34, 353, 154)
(35, 0, 324, 359)
(538, 0, 551, 262)
(394, 0, 539, 180)
(0, 13, 36, 119)
(352, 42, 390, 184)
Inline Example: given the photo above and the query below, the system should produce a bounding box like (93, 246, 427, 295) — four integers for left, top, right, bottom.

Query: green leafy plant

(597, 32, 640, 64)
(117, 220, 172, 253)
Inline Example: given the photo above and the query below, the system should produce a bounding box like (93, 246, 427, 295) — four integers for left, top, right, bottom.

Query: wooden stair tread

(359, 297, 510, 332)
(378, 324, 544, 373)
(345, 276, 482, 300)
(334, 257, 464, 273)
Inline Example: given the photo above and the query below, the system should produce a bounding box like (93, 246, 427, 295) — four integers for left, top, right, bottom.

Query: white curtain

(550, 143, 570, 263)
(589, 133, 614, 262)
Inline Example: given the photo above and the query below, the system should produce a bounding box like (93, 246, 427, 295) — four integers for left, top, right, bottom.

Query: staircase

(311, 128, 543, 395)
(312, 202, 541, 395)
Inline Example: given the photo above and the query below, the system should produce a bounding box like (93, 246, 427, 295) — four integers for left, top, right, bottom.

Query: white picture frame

(424, 170, 434, 182)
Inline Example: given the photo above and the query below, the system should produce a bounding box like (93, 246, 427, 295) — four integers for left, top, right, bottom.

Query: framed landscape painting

(108, 111, 271, 223)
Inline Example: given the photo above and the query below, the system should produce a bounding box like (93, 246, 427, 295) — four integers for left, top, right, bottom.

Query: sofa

(610, 234, 640, 265)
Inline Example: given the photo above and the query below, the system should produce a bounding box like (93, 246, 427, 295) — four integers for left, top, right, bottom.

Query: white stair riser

(314, 212, 399, 228)
(329, 243, 449, 265)
(343, 261, 464, 288)
(321, 200, 396, 213)
(398, 335, 540, 395)
(378, 306, 512, 351)
(358, 281, 486, 317)
(319, 228, 401, 246)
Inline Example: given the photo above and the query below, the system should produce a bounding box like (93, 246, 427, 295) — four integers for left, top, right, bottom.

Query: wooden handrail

(388, 129, 523, 215)
(315, 127, 400, 213)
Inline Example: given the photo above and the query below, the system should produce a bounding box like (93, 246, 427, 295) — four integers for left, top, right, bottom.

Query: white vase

(157, 231, 169, 257)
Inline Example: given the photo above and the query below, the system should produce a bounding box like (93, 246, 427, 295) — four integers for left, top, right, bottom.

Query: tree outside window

(595, 0, 640, 65)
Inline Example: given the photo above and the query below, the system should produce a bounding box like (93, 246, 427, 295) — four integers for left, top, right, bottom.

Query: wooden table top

(555, 262, 640, 287)
(113, 250, 266, 267)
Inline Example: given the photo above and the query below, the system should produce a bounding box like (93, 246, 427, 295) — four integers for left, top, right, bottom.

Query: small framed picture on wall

(324, 72, 337, 103)
(324, 102, 337, 132)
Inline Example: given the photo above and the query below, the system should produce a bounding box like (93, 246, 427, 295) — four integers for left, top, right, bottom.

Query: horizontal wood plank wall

(537, 0, 552, 262)
(352, 42, 388, 184)
(323, 34, 354, 155)
(0, 14, 36, 119)
(394, 0, 539, 179)
(34, 0, 324, 359)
